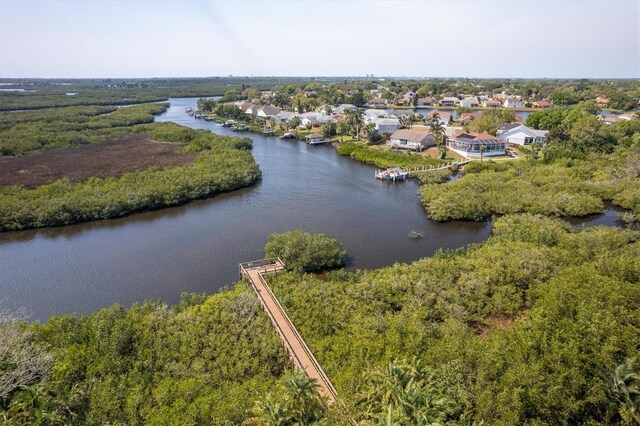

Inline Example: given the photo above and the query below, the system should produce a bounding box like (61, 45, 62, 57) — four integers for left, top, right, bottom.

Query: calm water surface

(0, 98, 618, 321)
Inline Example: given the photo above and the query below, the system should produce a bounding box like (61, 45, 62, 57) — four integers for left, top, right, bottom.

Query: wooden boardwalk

(239, 258, 339, 405)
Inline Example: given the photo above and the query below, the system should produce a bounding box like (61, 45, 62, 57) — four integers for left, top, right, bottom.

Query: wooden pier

(239, 258, 339, 405)
(375, 159, 472, 181)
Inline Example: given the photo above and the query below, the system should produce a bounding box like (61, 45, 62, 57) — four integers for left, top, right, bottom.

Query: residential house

(274, 111, 298, 124)
(459, 112, 482, 124)
(300, 112, 330, 127)
(416, 97, 434, 107)
(373, 117, 400, 134)
(447, 132, 507, 158)
(532, 100, 552, 108)
(260, 91, 273, 100)
(333, 104, 357, 114)
(402, 90, 416, 104)
(483, 99, 503, 108)
(369, 97, 389, 107)
(504, 97, 524, 108)
(460, 97, 480, 108)
(496, 122, 524, 135)
(499, 125, 548, 146)
(601, 115, 620, 125)
(427, 111, 451, 125)
(388, 129, 435, 151)
(595, 97, 610, 106)
(440, 97, 459, 107)
(364, 109, 389, 122)
(256, 105, 281, 119)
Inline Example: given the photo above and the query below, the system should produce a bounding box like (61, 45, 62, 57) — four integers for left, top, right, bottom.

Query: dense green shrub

(0, 125, 260, 231)
(2, 216, 638, 424)
(337, 142, 445, 169)
(264, 230, 346, 272)
(421, 153, 640, 221)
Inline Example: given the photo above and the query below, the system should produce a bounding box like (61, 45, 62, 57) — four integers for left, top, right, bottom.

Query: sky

(0, 0, 639, 79)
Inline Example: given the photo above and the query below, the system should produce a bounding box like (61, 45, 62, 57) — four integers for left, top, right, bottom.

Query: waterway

(0, 98, 621, 321)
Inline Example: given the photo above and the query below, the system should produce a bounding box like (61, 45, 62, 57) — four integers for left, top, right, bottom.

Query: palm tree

(607, 358, 640, 425)
(479, 144, 487, 162)
(429, 116, 447, 159)
(346, 108, 364, 140)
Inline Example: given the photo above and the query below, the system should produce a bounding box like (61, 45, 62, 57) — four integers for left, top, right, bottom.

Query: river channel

(0, 98, 619, 321)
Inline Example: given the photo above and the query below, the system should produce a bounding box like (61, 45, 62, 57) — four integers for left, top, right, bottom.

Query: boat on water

(231, 125, 249, 132)
(375, 167, 409, 181)
(221, 120, 235, 127)
(408, 230, 424, 239)
(185, 107, 194, 116)
(262, 128, 275, 135)
(280, 132, 296, 139)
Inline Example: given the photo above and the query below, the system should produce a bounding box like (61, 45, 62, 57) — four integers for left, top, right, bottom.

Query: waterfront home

(261, 91, 273, 99)
(483, 99, 503, 108)
(459, 112, 482, 124)
(447, 132, 506, 158)
(416, 97, 434, 107)
(237, 102, 256, 113)
(499, 125, 548, 146)
(601, 114, 621, 125)
(274, 111, 298, 123)
(333, 104, 357, 114)
(402, 90, 416, 104)
(369, 97, 389, 107)
(460, 97, 480, 108)
(504, 97, 525, 108)
(595, 97, 610, 106)
(256, 105, 281, 119)
(497, 122, 523, 134)
(532, 100, 552, 108)
(300, 112, 330, 127)
(440, 97, 459, 107)
(364, 108, 389, 122)
(427, 111, 451, 125)
(373, 117, 400, 134)
(388, 129, 435, 151)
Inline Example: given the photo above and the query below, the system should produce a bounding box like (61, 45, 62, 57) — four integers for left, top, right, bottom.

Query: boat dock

(239, 258, 339, 405)
(375, 160, 472, 181)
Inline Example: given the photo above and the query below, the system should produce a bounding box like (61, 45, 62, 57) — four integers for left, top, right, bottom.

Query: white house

(460, 97, 480, 108)
(372, 117, 400, 134)
(504, 97, 525, 108)
(364, 109, 389, 122)
(388, 129, 435, 151)
(274, 111, 298, 123)
(333, 104, 357, 114)
(256, 105, 281, 119)
(499, 125, 548, 146)
(300, 112, 330, 127)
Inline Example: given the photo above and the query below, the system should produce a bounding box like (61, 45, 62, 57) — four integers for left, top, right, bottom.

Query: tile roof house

(532, 100, 552, 108)
(447, 132, 507, 157)
(369, 97, 389, 107)
(460, 97, 480, 108)
(440, 97, 459, 107)
(388, 129, 435, 151)
(427, 111, 451, 125)
(416, 97, 434, 107)
(483, 99, 503, 108)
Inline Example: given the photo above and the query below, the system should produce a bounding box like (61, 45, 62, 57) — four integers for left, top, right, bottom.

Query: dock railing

(238, 257, 340, 406)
